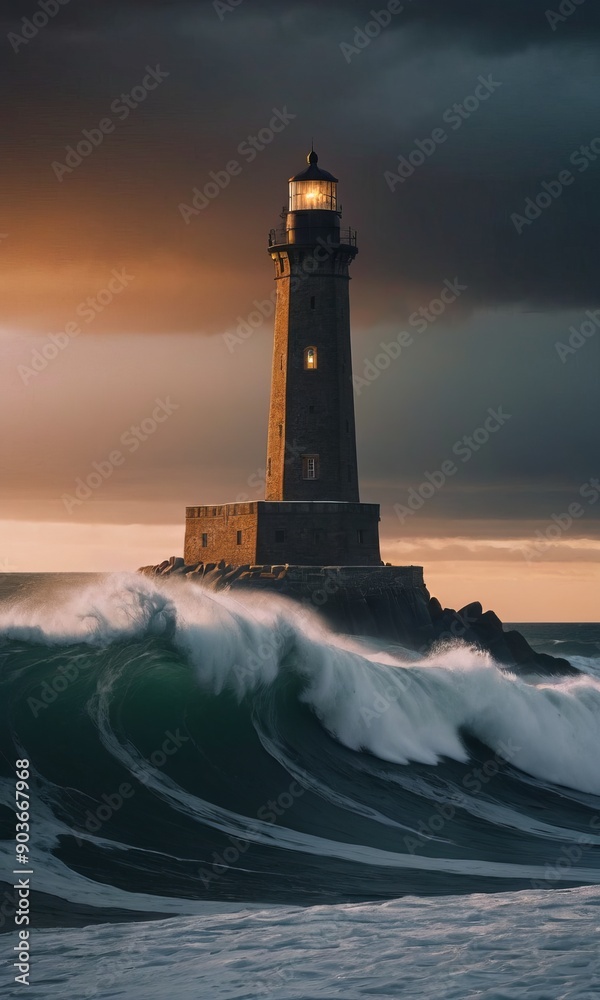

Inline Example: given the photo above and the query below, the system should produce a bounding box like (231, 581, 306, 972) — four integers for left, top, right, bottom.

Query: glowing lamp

(288, 150, 338, 212)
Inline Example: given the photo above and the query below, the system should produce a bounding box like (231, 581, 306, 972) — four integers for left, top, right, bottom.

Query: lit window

(236, 530, 243, 545)
(303, 455, 319, 480)
(304, 347, 317, 370)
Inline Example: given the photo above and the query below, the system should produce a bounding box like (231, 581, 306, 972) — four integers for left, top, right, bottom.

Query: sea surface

(0, 573, 599, 998)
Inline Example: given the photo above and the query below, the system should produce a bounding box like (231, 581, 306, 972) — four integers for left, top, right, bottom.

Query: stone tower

(266, 150, 360, 503)
(184, 149, 382, 567)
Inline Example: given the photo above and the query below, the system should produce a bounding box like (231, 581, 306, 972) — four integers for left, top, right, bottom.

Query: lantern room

(288, 150, 338, 213)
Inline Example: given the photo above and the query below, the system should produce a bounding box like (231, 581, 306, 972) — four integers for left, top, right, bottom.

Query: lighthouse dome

(289, 149, 338, 183)
(289, 149, 338, 212)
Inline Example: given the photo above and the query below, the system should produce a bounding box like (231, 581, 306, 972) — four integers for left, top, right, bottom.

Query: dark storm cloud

(376, 0, 600, 52)
(4, 0, 600, 50)
(1, 0, 597, 594)
(2, 0, 600, 331)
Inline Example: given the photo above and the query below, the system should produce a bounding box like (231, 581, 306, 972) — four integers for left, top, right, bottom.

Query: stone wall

(265, 245, 360, 503)
(184, 500, 382, 567)
(184, 503, 258, 566)
(140, 558, 432, 648)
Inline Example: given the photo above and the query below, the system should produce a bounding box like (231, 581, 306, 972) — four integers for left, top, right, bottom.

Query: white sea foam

(2, 573, 600, 795)
(20, 885, 600, 1000)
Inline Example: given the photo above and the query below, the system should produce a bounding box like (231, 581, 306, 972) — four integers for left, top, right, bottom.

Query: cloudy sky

(1, 0, 599, 619)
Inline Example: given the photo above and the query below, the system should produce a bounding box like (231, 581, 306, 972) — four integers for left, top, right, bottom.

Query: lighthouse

(266, 149, 360, 503)
(184, 150, 382, 567)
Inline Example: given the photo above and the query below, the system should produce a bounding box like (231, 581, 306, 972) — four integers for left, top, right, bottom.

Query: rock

(137, 565, 157, 577)
(457, 601, 483, 623)
(158, 557, 184, 576)
(502, 629, 577, 676)
(424, 596, 578, 676)
(478, 610, 503, 633)
(428, 597, 444, 620)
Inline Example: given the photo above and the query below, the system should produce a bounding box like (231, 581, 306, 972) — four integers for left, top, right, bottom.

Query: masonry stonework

(265, 248, 359, 502)
(185, 501, 381, 567)
(184, 150, 387, 571)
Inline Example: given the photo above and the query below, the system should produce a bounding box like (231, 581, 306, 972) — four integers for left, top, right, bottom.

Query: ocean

(1, 573, 599, 998)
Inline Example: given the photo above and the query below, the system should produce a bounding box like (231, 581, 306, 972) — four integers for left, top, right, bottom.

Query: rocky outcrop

(428, 598, 577, 676)
(138, 559, 577, 676)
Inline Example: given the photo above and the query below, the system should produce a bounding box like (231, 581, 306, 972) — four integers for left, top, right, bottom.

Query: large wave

(1, 573, 599, 923)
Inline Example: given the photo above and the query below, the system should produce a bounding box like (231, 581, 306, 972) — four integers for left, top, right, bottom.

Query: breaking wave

(1, 573, 599, 923)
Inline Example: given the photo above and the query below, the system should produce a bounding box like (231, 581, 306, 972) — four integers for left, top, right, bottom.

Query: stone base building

(184, 501, 381, 567)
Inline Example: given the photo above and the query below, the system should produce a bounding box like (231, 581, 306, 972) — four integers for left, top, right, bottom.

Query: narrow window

(310, 296, 316, 309)
(303, 455, 319, 480)
(280, 354, 283, 371)
(278, 423, 283, 438)
(201, 533, 208, 548)
(267, 458, 272, 477)
(357, 529, 365, 545)
(304, 347, 317, 370)
(275, 530, 285, 543)
(236, 530, 243, 545)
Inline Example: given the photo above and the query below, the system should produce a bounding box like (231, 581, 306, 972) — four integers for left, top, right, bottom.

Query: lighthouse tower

(184, 150, 381, 567)
(266, 149, 360, 503)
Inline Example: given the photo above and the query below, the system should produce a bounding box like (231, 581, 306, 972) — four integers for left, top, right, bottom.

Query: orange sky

(1, 518, 598, 621)
(1, 4, 598, 622)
